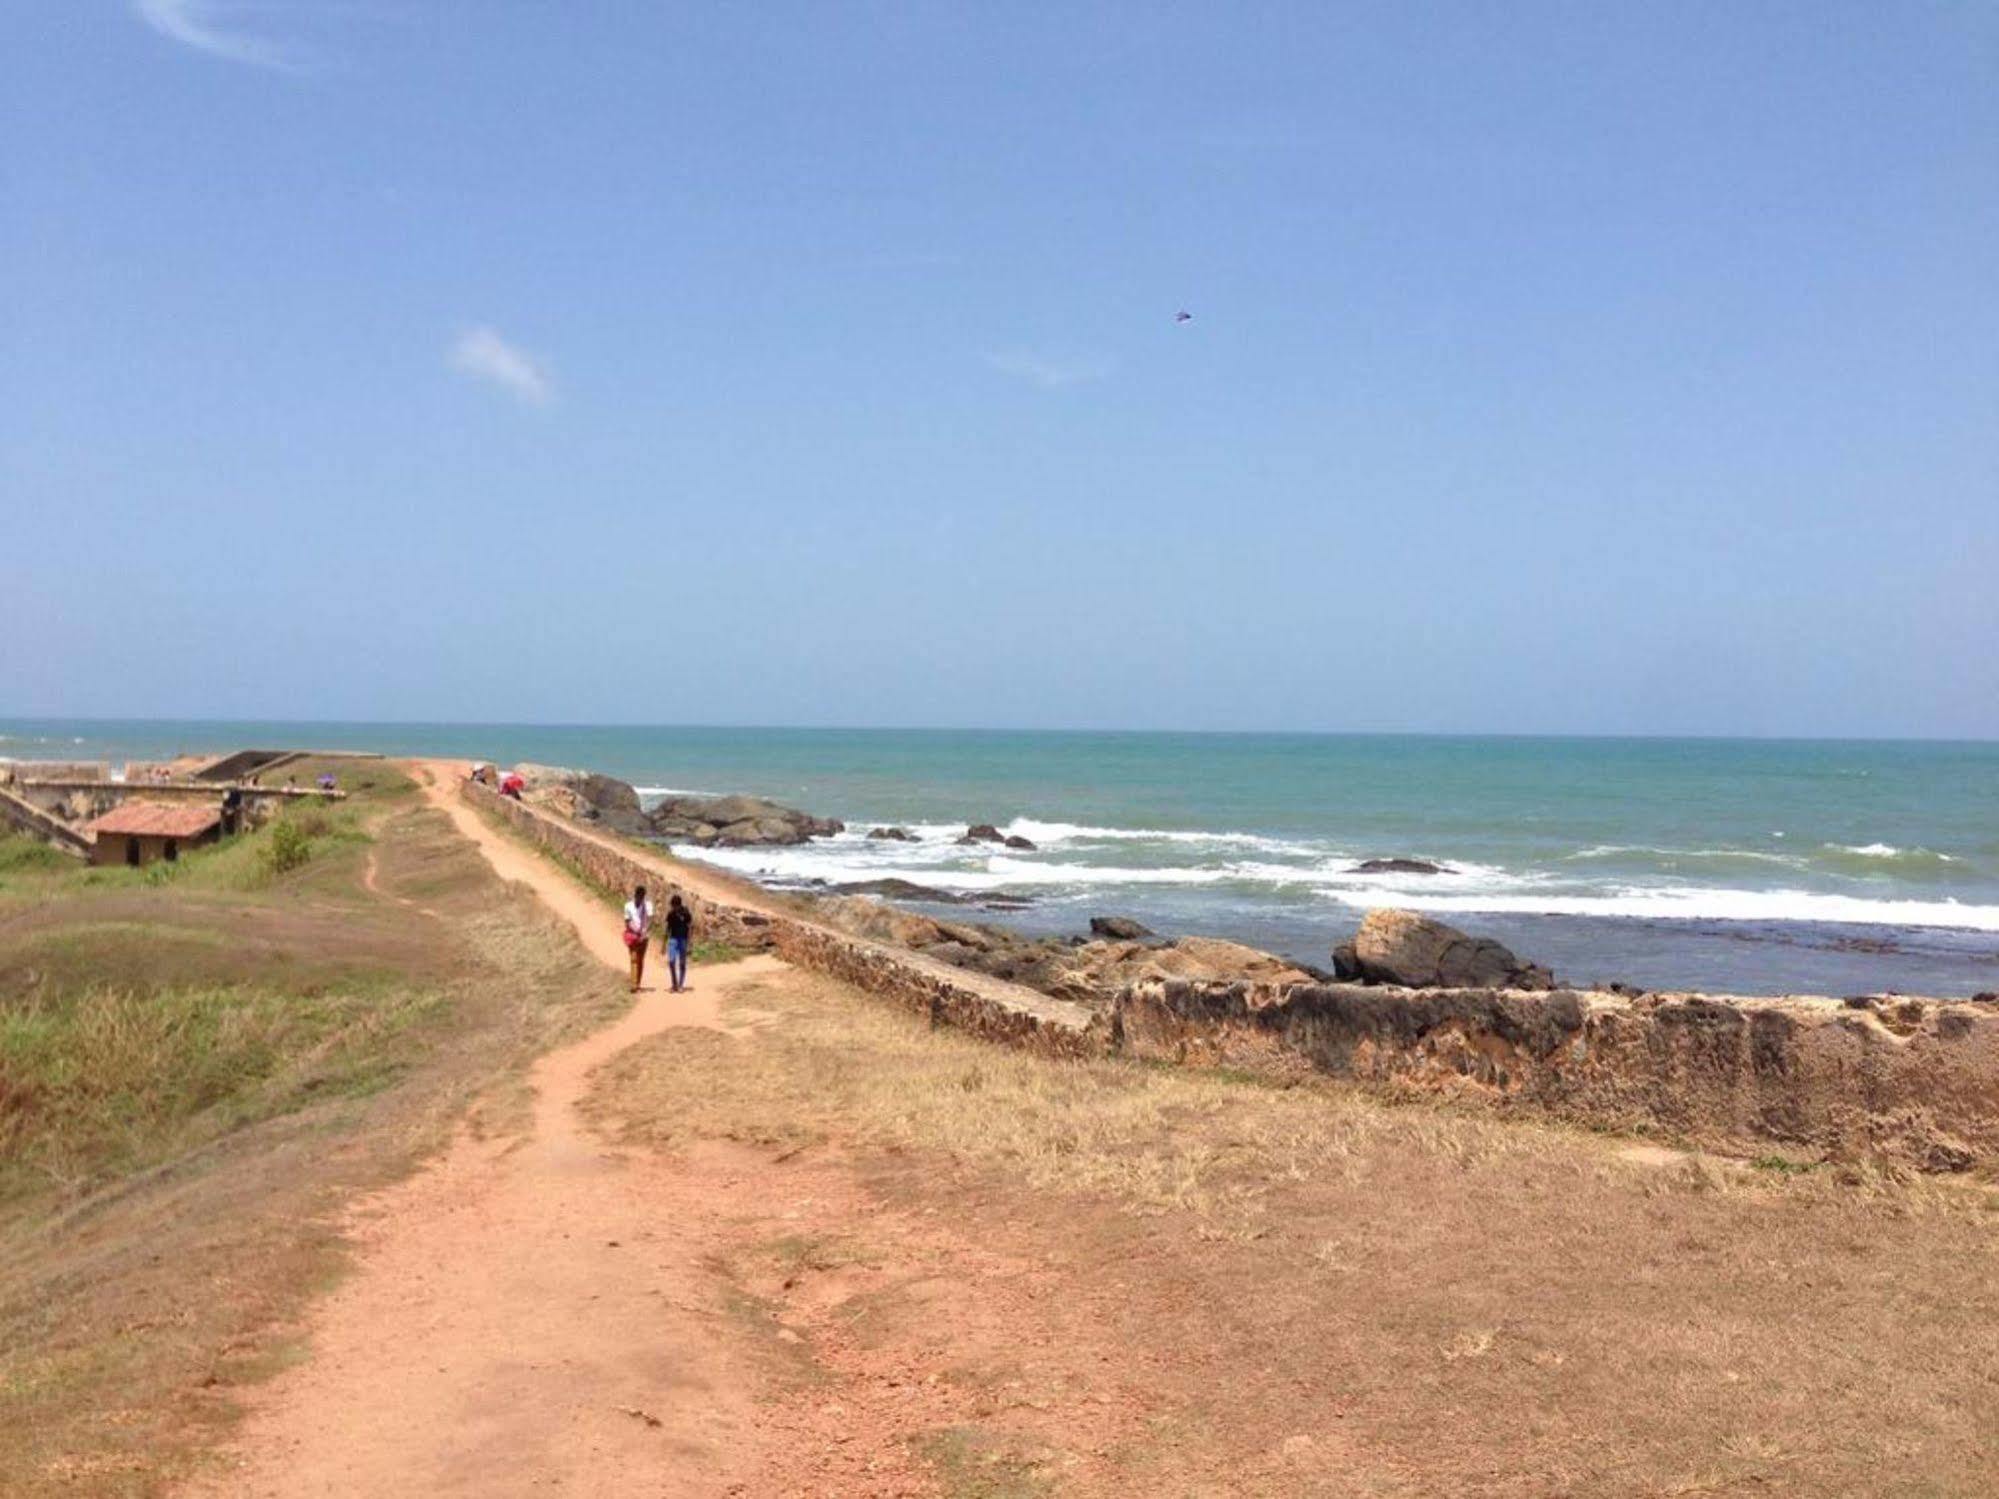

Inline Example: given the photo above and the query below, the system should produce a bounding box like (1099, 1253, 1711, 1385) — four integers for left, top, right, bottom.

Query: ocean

(7, 719, 1997, 998)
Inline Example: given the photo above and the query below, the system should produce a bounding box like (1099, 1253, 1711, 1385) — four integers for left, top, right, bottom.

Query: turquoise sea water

(7, 720, 1997, 997)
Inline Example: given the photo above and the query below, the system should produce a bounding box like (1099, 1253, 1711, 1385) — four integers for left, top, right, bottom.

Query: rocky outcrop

(831, 878, 977, 904)
(1090, 915, 1156, 941)
(513, 769, 839, 848)
(1347, 909, 1553, 990)
(804, 894, 1312, 1008)
(1060, 938, 1316, 998)
(1349, 857, 1454, 875)
(514, 764, 646, 833)
(646, 794, 843, 848)
(866, 826, 916, 841)
(950, 824, 1035, 850)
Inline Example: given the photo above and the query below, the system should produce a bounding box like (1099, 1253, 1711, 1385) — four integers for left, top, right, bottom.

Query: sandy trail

(189, 766, 772, 1496)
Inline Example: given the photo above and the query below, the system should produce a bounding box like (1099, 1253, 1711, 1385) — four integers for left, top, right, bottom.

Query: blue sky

(3, 2, 1995, 736)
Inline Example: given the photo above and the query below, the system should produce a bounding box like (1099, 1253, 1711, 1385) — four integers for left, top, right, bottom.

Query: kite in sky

(1175, 310, 1193, 323)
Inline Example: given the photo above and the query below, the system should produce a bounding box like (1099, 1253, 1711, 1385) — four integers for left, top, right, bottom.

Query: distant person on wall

(623, 885, 653, 992)
(663, 894, 693, 993)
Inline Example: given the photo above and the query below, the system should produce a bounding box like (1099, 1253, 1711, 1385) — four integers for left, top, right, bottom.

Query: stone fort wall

(466, 780, 1999, 1172)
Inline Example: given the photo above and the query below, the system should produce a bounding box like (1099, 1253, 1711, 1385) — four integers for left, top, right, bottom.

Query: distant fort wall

(467, 780, 1102, 1059)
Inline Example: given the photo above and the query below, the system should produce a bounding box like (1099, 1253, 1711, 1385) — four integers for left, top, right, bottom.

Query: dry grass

(0, 979, 444, 1200)
(594, 969, 1999, 1497)
(0, 794, 622, 1497)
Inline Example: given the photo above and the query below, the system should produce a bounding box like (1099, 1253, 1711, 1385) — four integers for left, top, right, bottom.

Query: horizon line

(4, 715, 1996, 747)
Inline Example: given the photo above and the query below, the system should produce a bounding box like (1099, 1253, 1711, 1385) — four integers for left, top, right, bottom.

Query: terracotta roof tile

(85, 802, 223, 838)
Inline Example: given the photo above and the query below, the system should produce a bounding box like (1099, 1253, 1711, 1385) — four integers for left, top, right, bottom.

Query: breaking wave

(1313, 885, 1999, 933)
(676, 828, 1999, 934)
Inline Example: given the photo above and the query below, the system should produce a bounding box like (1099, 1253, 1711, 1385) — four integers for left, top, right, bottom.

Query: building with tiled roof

(84, 801, 223, 866)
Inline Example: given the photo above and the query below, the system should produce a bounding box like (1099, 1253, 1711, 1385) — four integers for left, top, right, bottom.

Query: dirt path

(188, 769, 781, 1496)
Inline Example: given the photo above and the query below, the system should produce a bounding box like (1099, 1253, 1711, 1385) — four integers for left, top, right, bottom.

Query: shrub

(262, 820, 312, 876)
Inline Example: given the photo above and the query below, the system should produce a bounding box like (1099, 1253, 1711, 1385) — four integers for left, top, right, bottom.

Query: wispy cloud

(983, 349, 1114, 390)
(134, 0, 299, 69)
(449, 327, 554, 407)
(447, 327, 555, 407)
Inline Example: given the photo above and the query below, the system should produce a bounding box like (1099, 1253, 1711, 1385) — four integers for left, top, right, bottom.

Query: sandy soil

(191, 764, 1128, 1497)
(182, 768, 778, 1495)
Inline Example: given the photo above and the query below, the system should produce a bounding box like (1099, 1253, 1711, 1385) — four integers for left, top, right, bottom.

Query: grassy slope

(0, 771, 621, 1496)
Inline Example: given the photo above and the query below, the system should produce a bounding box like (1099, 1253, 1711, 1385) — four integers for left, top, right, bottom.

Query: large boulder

(1348, 909, 1553, 990)
(866, 826, 916, 841)
(1090, 915, 1155, 941)
(648, 794, 842, 847)
(514, 764, 645, 831)
(957, 823, 1006, 845)
(1075, 936, 1316, 991)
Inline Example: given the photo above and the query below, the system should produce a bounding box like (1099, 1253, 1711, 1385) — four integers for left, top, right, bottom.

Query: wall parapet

(1114, 977, 1999, 1170)
(463, 778, 1999, 1173)
(464, 780, 1102, 1060)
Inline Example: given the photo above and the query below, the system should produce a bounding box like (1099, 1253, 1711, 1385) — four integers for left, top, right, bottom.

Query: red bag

(622, 927, 642, 949)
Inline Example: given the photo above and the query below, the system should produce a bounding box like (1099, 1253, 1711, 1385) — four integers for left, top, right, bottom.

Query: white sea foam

(682, 843, 1237, 890)
(1566, 844, 1807, 868)
(1313, 885, 1999, 933)
(1826, 842, 1957, 862)
(1000, 817, 1321, 857)
(677, 832, 1999, 933)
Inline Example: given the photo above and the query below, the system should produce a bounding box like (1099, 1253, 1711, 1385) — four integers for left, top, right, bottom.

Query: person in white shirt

(622, 884, 653, 992)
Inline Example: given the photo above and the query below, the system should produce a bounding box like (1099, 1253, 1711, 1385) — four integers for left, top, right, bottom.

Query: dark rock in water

(1349, 909, 1554, 990)
(1003, 834, 1036, 850)
(1348, 857, 1454, 875)
(1330, 940, 1362, 982)
(578, 774, 642, 822)
(957, 823, 1006, 845)
(866, 826, 916, 841)
(648, 793, 842, 847)
(1090, 915, 1155, 941)
(830, 877, 975, 905)
(979, 894, 1035, 910)
(1843, 995, 1881, 1009)
(1971, 991, 1997, 1005)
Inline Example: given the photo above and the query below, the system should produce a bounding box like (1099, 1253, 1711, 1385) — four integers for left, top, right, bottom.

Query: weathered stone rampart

(1116, 978, 1999, 1170)
(465, 778, 1999, 1173)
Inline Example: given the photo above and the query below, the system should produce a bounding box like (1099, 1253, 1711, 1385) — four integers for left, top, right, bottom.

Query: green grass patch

(0, 835, 69, 879)
(266, 757, 414, 800)
(0, 978, 448, 1203)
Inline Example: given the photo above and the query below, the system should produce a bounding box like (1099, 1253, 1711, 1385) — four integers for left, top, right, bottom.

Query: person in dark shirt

(663, 894, 693, 992)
